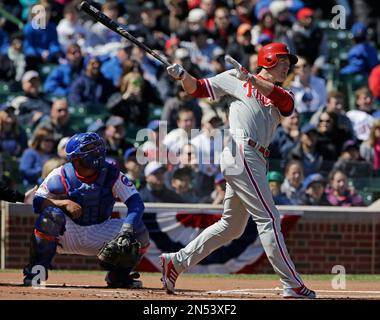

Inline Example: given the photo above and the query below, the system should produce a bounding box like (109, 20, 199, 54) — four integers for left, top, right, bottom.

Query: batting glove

(225, 55, 253, 82)
(167, 63, 186, 80)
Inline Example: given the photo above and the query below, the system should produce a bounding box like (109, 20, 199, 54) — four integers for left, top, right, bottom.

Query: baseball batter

(23, 132, 149, 288)
(161, 43, 316, 299)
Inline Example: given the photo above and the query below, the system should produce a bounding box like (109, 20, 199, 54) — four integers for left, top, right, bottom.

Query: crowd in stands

(1, 0, 380, 207)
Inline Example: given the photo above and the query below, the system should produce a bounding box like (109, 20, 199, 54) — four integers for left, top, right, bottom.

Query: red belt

(248, 139, 270, 158)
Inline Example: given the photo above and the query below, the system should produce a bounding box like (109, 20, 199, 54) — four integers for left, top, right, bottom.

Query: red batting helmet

(257, 43, 298, 69)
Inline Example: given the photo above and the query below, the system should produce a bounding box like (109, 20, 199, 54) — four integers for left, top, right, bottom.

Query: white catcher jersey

(204, 70, 292, 147)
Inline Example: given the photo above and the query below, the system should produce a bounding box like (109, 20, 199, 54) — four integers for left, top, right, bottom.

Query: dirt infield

(1, 271, 380, 300)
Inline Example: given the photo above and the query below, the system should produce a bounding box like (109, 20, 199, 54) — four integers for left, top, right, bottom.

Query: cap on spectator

(175, 48, 190, 60)
(147, 119, 160, 131)
(341, 139, 359, 152)
(212, 47, 225, 60)
(201, 110, 220, 124)
(300, 123, 317, 135)
(351, 22, 367, 38)
(297, 7, 314, 21)
(267, 171, 284, 183)
(0, 103, 15, 112)
(57, 137, 70, 153)
(269, 0, 288, 18)
(22, 70, 39, 83)
(106, 115, 124, 127)
(87, 119, 105, 133)
(165, 37, 180, 50)
(124, 147, 137, 161)
(303, 173, 325, 190)
(214, 172, 226, 184)
(187, 8, 207, 22)
(144, 161, 165, 176)
(237, 23, 252, 36)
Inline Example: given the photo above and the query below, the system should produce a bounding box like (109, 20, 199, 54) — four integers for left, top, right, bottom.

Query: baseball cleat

(160, 253, 179, 294)
(283, 285, 316, 299)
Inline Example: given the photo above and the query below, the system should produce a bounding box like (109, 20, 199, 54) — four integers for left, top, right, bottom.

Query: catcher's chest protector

(61, 162, 119, 225)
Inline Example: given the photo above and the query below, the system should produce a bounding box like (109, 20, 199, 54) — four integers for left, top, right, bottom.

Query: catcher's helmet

(66, 132, 106, 169)
(257, 43, 298, 69)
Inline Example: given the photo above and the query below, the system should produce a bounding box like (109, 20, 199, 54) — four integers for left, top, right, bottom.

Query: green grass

(2, 269, 380, 282)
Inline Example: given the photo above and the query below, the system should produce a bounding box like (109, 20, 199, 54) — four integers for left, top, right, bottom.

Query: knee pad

(35, 206, 66, 237)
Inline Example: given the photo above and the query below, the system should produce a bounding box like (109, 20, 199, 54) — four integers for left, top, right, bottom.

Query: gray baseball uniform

(170, 71, 304, 289)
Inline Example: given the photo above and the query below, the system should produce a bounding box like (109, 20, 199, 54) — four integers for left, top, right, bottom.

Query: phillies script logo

(243, 82, 274, 107)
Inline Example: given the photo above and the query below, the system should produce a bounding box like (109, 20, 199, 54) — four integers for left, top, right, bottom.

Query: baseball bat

(78, 1, 171, 67)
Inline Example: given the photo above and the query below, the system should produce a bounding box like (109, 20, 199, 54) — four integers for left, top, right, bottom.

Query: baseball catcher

(23, 132, 149, 288)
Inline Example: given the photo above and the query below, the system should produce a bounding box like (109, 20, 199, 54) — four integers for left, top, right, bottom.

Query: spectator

(267, 170, 291, 205)
(0, 33, 20, 84)
(251, 8, 275, 46)
(123, 147, 145, 191)
(85, 1, 122, 52)
(226, 23, 255, 68)
(300, 173, 330, 206)
(19, 127, 56, 186)
(281, 159, 305, 205)
(157, 47, 203, 103)
(191, 110, 224, 176)
(287, 123, 323, 176)
(326, 169, 364, 206)
(23, 3, 62, 69)
(7, 33, 26, 82)
(140, 161, 184, 203)
(200, 0, 216, 31)
(57, 136, 70, 160)
(34, 98, 76, 147)
(186, 8, 208, 32)
(171, 166, 199, 203)
(333, 139, 373, 178)
(160, 82, 202, 131)
(68, 56, 115, 106)
(56, 3, 87, 52)
(139, 120, 163, 163)
(340, 23, 379, 76)
(164, 106, 197, 156)
(209, 6, 236, 48)
(181, 27, 220, 77)
(10, 70, 51, 129)
(290, 56, 327, 115)
(43, 43, 84, 97)
(103, 116, 131, 166)
(360, 118, 380, 174)
(165, 0, 189, 34)
(41, 157, 65, 180)
(269, 110, 300, 170)
(165, 143, 216, 199)
(201, 172, 226, 205)
(315, 111, 347, 162)
(234, 0, 256, 25)
(0, 105, 28, 157)
(106, 67, 155, 127)
(346, 87, 376, 142)
(100, 44, 133, 88)
(289, 7, 328, 69)
(210, 47, 227, 76)
(310, 90, 355, 139)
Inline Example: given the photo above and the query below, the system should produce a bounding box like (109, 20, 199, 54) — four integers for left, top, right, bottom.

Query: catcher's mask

(66, 132, 106, 169)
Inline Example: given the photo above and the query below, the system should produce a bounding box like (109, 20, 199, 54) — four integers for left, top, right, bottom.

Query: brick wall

(2, 203, 380, 274)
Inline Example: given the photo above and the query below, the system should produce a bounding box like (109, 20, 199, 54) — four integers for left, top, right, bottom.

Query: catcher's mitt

(98, 224, 141, 270)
